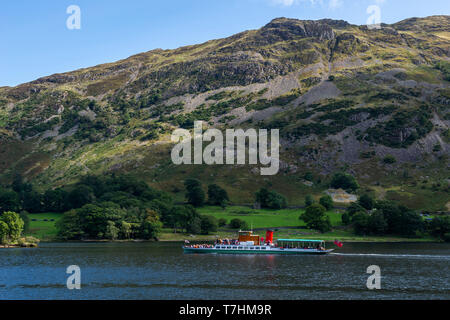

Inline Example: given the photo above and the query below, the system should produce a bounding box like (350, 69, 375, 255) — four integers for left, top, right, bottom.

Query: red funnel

(265, 230, 274, 244)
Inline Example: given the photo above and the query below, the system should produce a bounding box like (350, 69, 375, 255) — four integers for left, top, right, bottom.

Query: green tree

(342, 212, 351, 225)
(352, 212, 370, 235)
(367, 210, 388, 235)
(56, 210, 83, 240)
(0, 211, 24, 243)
(218, 218, 227, 227)
(12, 174, 32, 194)
(397, 211, 423, 236)
(347, 202, 367, 217)
(43, 189, 69, 212)
(374, 201, 423, 236)
(22, 191, 43, 213)
(207, 184, 229, 206)
(358, 194, 374, 210)
(140, 209, 163, 239)
(105, 221, 119, 240)
(305, 195, 314, 207)
(200, 215, 218, 235)
(147, 199, 172, 226)
(187, 217, 202, 234)
(19, 211, 30, 234)
(120, 221, 132, 239)
(319, 195, 334, 210)
(255, 188, 287, 209)
(0, 188, 20, 213)
(77, 204, 111, 238)
(184, 179, 205, 207)
(168, 205, 201, 234)
(68, 185, 95, 209)
(428, 216, 450, 240)
(300, 204, 331, 233)
(0, 221, 9, 244)
(229, 218, 248, 230)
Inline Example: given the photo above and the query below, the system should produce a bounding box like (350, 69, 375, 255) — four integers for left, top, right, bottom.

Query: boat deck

(183, 245, 334, 255)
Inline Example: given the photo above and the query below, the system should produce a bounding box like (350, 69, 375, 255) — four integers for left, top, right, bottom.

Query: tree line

(1, 172, 448, 242)
(299, 191, 450, 241)
(184, 178, 288, 210)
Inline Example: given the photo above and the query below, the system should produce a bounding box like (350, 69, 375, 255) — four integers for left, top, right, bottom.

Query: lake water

(0, 242, 449, 300)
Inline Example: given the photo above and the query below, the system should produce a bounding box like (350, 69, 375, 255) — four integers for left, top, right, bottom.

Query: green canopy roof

(277, 239, 324, 243)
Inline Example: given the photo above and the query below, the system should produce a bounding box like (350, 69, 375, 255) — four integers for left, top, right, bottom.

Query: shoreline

(31, 235, 441, 244)
(0, 244, 39, 248)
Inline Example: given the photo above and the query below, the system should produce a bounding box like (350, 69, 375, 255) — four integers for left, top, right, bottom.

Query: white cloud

(270, 0, 324, 7)
(270, 0, 345, 9)
(328, 0, 343, 9)
(271, 0, 295, 6)
(273, 0, 295, 5)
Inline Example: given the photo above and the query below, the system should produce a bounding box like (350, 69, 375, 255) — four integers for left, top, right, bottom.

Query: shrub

(218, 218, 227, 227)
(229, 218, 248, 230)
(433, 144, 442, 152)
(435, 60, 450, 81)
(383, 155, 397, 164)
(330, 173, 359, 191)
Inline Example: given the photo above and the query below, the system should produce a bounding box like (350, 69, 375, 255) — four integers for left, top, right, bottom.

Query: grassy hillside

(0, 16, 449, 211)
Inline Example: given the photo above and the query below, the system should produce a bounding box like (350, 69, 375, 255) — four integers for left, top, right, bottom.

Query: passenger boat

(183, 230, 334, 255)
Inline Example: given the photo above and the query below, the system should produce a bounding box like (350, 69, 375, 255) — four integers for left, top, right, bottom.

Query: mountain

(0, 16, 449, 210)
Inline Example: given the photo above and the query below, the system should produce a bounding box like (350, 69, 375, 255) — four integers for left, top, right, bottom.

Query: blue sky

(1, 0, 449, 87)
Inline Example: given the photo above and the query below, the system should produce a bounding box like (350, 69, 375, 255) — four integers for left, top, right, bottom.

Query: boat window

(261, 247, 266, 250)
(255, 247, 260, 250)
(227, 246, 231, 249)
(238, 247, 243, 249)
(250, 247, 254, 250)
(232, 246, 237, 249)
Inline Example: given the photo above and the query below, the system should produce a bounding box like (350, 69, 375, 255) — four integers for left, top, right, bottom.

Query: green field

(197, 206, 343, 229)
(26, 213, 62, 241)
(25, 206, 436, 243)
(195, 206, 435, 242)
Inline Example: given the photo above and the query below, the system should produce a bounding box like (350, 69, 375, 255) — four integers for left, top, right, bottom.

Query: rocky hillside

(0, 16, 449, 209)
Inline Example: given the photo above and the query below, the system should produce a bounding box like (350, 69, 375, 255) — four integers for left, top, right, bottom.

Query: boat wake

(330, 252, 450, 259)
